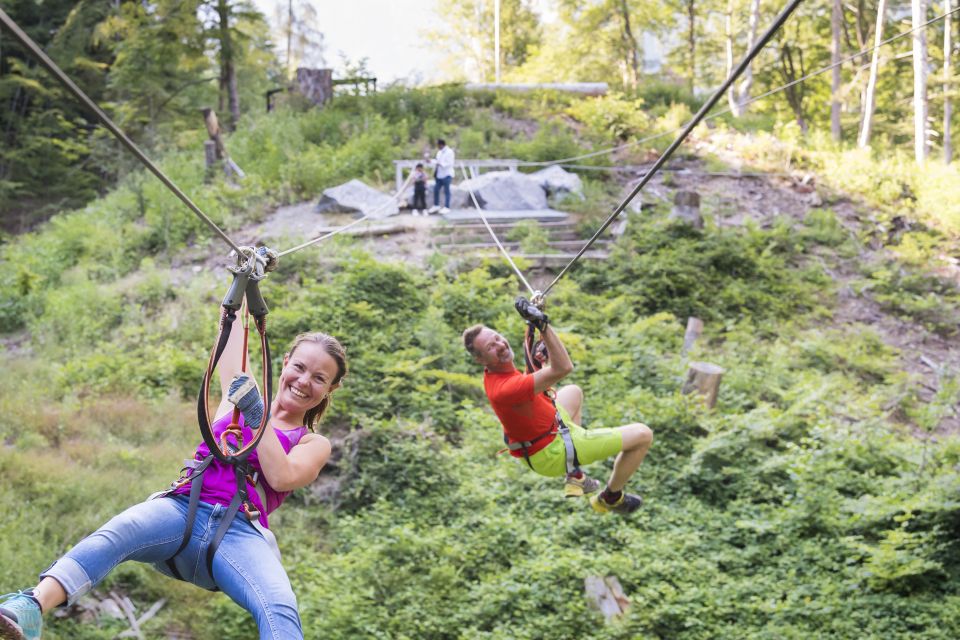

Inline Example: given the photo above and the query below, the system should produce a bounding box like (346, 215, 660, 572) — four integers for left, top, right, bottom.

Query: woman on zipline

(0, 317, 346, 640)
(462, 298, 653, 515)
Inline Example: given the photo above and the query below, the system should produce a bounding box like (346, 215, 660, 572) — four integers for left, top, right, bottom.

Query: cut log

(584, 575, 630, 622)
(682, 317, 703, 355)
(682, 361, 724, 408)
(296, 67, 334, 105)
(669, 190, 703, 228)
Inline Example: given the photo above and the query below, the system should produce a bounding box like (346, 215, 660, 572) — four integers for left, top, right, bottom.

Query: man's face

(472, 327, 514, 370)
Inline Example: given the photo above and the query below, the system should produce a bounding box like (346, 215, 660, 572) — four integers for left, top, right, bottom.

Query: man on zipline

(462, 298, 653, 514)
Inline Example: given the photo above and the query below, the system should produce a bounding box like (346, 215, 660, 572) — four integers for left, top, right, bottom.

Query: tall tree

(913, 0, 929, 163)
(858, 0, 886, 148)
(428, 0, 541, 82)
(275, 0, 324, 81)
(831, 0, 842, 140)
(726, 0, 761, 117)
(945, 0, 954, 164)
(687, 0, 697, 92)
(617, 0, 641, 89)
(216, 0, 240, 129)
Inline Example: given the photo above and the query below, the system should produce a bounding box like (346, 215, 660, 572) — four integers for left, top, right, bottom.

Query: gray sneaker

(0, 590, 42, 640)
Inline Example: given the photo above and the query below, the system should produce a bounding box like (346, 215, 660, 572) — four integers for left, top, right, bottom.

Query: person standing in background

(427, 139, 455, 214)
(411, 162, 428, 215)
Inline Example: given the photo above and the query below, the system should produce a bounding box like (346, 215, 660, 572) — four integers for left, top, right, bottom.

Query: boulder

(315, 179, 399, 218)
(459, 171, 547, 210)
(530, 165, 583, 196)
(403, 182, 471, 209)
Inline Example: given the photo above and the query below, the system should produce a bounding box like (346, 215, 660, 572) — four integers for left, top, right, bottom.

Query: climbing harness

(501, 297, 581, 476)
(157, 246, 280, 588)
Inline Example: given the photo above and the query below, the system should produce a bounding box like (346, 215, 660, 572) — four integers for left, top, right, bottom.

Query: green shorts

(526, 406, 623, 478)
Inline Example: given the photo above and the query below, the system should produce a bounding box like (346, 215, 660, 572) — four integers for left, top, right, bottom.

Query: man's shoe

(564, 473, 601, 498)
(590, 491, 643, 515)
(439, 206, 451, 214)
(0, 591, 43, 640)
(427, 205, 440, 214)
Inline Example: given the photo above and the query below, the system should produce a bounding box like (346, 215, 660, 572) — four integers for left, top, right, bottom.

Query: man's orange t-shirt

(484, 367, 557, 457)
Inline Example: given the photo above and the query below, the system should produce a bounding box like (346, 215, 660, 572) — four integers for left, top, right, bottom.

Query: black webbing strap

(196, 308, 237, 459)
(165, 454, 215, 582)
(205, 463, 250, 580)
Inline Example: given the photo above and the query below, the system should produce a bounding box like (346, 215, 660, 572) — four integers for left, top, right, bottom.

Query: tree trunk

(287, 0, 294, 81)
(618, 0, 640, 90)
(217, 0, 240, 131)
(688, 0, 696, 93)
(913, 0, 929, 163)
(858, 0, 887, 148)
(737, 0, 760, 110)
(831, 0, 843, 141)
(780, 41, 809, 134)
(726, 0, 739, 116)
(945, 0, 953, 164)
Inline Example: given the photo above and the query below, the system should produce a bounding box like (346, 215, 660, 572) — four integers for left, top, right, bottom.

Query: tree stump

(682, 317, 703, 355)
(296, 67, 333, 105)
(682, 361, 724, 408)
(584, 575, 630, 622)
(669, 190, 703, 229)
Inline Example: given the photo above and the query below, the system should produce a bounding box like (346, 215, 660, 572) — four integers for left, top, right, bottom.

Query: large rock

(458, 171, 547, 210)
(403, 182, 471, 209)
(530, 165, 583, 196)
(315, 179, 399, 218)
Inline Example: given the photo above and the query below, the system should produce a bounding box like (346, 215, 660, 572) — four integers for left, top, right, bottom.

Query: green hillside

(1, 83, 959, 639)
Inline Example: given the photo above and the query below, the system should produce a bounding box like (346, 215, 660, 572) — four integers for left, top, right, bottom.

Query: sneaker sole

(0, 615, 26, 640)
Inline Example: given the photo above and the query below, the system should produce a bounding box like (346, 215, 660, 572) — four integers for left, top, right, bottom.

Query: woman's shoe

(0, 590, 42, 640)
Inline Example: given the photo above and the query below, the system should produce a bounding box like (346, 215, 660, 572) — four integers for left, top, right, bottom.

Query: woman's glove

(228, 373, 264, 428)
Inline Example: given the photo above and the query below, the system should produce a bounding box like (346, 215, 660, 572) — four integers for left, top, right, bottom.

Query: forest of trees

(1, 0, 956, 233)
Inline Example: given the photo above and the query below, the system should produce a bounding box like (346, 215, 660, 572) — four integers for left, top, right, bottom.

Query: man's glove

(515, 296, 549, 333)
(228, 373, 264, 428)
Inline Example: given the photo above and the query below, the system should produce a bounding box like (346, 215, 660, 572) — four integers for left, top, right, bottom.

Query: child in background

(412, 163, 428, 215)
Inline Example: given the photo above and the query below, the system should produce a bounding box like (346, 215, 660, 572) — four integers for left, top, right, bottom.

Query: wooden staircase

(430, 215, 612, 268)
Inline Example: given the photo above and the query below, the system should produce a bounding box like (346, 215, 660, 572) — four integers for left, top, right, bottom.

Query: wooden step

(442, 209, 570, 224)
(450, 250, 610, 267)
(435, 239, 611, 251)
(432, 230, 585, 244)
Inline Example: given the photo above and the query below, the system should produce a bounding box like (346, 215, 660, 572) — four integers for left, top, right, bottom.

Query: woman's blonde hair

(285, 332, 347, 431)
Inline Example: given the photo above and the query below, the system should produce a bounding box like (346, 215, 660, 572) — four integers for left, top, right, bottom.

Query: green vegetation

(2, 0, 960, 628)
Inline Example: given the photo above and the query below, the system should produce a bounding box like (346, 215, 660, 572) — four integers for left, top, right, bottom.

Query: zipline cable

(276, 169, 418, 257)
(0, 8, 242, 255)
(458, 163, 536, 296)
(541, 0, 804, 296)
(521, 6, 960, 169)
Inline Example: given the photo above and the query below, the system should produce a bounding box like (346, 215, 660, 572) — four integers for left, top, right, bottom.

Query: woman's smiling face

(277, 341, 340, 413)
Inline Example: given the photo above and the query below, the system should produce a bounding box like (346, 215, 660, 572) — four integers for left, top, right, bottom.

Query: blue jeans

(40, 496, 302, 640)
(434, 175, 452, 207)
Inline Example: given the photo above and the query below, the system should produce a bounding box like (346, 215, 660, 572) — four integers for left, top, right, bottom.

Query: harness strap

(513, 322, 582, 476)
(165, 455, 214, 582)
(205, 466, 248, 579)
